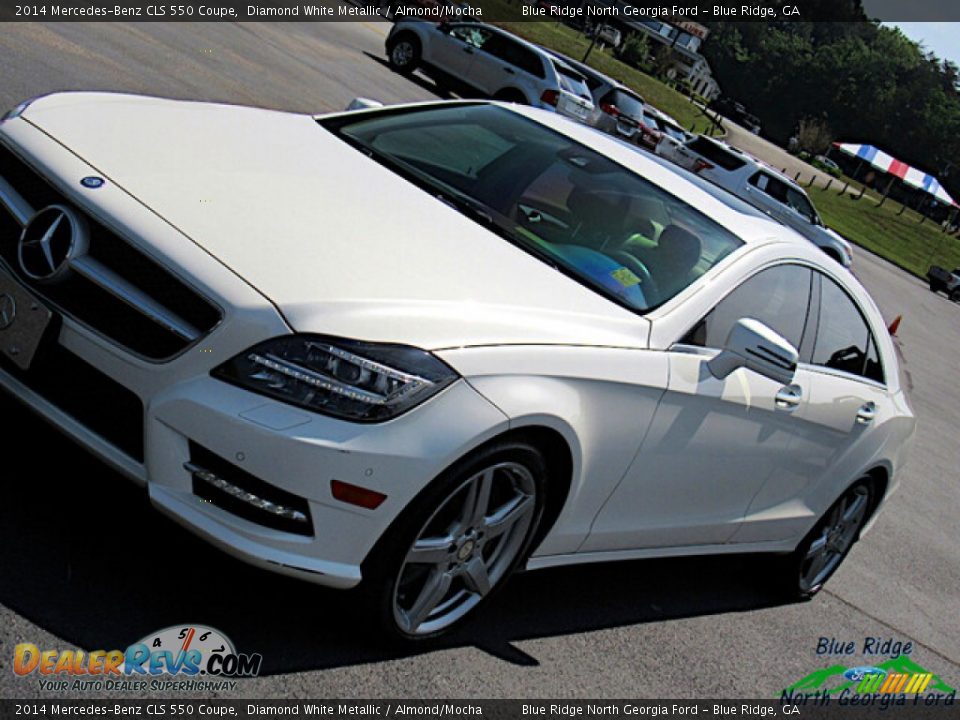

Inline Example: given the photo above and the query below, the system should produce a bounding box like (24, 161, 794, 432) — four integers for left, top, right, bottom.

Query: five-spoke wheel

(363, 441, 546, 641)
(786, 479, 875, 598)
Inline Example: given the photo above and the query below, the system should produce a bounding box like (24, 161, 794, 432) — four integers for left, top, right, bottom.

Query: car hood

(22, 93, 650, 350)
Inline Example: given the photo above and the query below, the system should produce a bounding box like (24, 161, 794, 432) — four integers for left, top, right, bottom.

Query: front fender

(436, 345, 669, 555)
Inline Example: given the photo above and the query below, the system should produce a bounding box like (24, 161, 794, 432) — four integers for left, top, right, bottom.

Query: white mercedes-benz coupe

(0, 94, 914, 640)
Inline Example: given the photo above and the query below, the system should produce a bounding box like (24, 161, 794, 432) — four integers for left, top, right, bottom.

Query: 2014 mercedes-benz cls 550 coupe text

(0, 94, 915, 640)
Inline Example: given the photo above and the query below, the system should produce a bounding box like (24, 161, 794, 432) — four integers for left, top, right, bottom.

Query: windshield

(603, 89, 645, 120)
(554, 64, 592, 100)
(660, 121, 687, 140)
(322, 104, 744, 312)
(641, 112, 662, 130)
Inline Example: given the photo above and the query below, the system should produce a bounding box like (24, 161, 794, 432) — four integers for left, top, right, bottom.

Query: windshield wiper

(430, 185, 498, 228)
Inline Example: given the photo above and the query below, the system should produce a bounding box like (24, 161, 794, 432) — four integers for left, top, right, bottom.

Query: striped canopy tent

(833, 143, 957, 207)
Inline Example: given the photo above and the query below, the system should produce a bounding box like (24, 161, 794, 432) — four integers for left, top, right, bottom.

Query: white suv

(659, 135, 853, 266)
(385, 21, 594, 122)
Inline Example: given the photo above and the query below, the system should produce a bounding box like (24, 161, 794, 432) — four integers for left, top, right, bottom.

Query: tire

(778, 478, 876, 600)
(361, 440, 547, 642)
(950, 289, 960, 303)
(387, 35, 420, 75)
(493, 89, 528, 105)
(929, 281, 938, 292)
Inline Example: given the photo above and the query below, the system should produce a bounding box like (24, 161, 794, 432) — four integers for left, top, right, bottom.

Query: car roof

(690, 135, 809, 192)
(479, 22, 568, 60)
(539, 48, 631, 90)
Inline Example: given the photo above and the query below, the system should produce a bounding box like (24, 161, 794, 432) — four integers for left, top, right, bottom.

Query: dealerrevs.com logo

(13, 624, 263, 693)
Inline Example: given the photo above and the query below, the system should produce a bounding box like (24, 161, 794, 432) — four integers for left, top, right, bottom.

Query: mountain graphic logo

(783, 655, 956, 697)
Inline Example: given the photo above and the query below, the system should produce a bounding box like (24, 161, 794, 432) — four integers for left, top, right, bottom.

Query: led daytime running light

(250, 351, 432, 406)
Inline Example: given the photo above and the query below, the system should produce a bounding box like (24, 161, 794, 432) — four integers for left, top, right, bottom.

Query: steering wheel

(612, 251, 659, 306)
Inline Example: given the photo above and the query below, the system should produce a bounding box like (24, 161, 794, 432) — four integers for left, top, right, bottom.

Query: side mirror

(707, 318, 798, 385)
(344, 97, 384, 112)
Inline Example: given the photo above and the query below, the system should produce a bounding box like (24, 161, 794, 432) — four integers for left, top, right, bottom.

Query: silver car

(659, 135, 853, 266)
(385, 21, 594, 122)
(541, 51, 648, 141)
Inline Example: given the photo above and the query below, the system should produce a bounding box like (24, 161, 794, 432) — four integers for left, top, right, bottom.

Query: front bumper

(0, 326, 509, 588)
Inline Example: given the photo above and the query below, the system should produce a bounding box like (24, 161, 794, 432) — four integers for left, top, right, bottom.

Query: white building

(621, 17, 721, 100)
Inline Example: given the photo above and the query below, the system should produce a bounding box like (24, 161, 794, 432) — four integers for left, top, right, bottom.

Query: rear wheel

(387, 35, 420, 75)
(950, 289, 960, 303)
(362, 441, 547, 641)
(780, 479, 875, 599)
(493, 89, 528, 105)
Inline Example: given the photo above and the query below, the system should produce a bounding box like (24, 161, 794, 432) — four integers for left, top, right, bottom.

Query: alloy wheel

(392, 462, 537, 636)
(798, 484, 870, 594)
(391, 41, 415, 69)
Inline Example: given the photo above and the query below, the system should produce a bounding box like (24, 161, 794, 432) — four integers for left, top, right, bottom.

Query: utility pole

(582, 23, 600, 63)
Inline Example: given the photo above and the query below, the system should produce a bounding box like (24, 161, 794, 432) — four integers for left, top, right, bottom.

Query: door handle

(503, 66, 515, 74)
(775, 384, 802, 411)
(856, 402, 877, 426)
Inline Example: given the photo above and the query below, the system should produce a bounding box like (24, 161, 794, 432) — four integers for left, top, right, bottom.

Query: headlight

(212, 335, 459, 422)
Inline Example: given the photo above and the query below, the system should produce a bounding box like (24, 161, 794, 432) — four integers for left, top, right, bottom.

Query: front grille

(188, 442, 314, 536)
(0, 141, 221, 360)
(0, 335, 144, 461)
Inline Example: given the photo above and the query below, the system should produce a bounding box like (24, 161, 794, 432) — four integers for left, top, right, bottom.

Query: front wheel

(362, 441, 547, 641)
(950, 289, 960, 303)
(387, 36, 420, 75)
(780, 479, 875, 599)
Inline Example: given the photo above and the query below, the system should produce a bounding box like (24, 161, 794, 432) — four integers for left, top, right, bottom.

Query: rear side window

(750, 172, 817, 223)
(682, 265, 813, 350)
(486, 36, 545, 78)
(812, 275, 884, 383)
(449, 25, 490, 48)
(688, 138, 747, 171)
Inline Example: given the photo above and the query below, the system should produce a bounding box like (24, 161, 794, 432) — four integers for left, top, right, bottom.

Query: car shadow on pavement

(0, 394, 791, 673)
(361, 52, 461, 100)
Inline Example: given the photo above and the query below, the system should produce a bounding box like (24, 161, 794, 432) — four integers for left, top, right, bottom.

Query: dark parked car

(927, 265, 960, 301)
(710, 97, 761, 135)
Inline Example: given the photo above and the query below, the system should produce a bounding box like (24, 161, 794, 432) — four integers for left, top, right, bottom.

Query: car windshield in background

(606, 89, 645, 119)
(642, 112, 662, 130)
(554, 64, 592, 100)
(321, 104, 743, 312)
(661, 122, 687, 141)
(689, 137, 747, 170)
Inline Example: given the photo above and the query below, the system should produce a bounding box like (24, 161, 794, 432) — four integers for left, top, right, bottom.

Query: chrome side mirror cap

(344, 97, 385, 112)
(707, 318, 798, 385)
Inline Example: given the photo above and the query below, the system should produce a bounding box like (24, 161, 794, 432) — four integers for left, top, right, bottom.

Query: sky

(886, 23, 960, 66)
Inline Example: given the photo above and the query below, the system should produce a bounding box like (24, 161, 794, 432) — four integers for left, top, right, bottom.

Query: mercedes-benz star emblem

(18, 205, 89, 282)
(0, 294, 16, 331)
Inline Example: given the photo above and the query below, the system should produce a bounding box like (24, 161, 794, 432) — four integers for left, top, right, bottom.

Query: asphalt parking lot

(0, 17, 958, 700)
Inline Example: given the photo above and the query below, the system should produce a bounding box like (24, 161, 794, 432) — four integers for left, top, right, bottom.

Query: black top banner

(0, 0, 959, 22)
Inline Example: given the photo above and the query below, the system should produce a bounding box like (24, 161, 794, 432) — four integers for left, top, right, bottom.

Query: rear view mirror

(344, 97, 384, 112)
(707, 318, 798, 385)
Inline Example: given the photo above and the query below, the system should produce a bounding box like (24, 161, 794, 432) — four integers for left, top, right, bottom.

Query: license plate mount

(0, 268, 55, 371)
